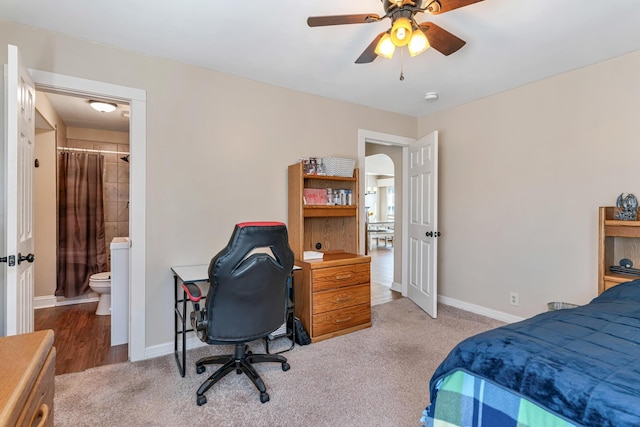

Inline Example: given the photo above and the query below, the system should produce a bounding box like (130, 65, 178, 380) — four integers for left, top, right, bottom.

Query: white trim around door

(357, 129, 415, 297)
(29, 69, 147, 362)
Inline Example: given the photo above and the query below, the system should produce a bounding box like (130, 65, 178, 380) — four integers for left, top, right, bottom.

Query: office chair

(182, 222, 294, 405)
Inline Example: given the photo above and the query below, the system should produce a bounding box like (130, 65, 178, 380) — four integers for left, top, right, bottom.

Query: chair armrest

(182, 283, 207, 337)
(182, 283, 203, 302)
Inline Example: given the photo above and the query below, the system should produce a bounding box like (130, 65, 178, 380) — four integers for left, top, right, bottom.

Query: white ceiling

(39, 92, 130, 132)
(4, 0, 640, 127)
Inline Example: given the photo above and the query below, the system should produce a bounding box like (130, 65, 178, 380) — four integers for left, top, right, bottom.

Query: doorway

(359, 130, 414, 297)
(365, 152, 397, 304)
(28, 68, 147, 362)
(33, 90, 130, 373)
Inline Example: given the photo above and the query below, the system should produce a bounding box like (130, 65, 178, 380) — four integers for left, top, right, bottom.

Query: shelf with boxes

(303, 187, 353, 206)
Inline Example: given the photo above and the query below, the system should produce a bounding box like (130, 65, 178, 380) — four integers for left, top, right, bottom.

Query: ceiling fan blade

(355, 32, 386, 64)
(307, 14, 380, 27)
(426, 0, 483, 14)
(419, 22, 466, 55)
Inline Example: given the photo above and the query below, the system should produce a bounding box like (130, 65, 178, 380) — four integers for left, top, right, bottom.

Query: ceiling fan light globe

(408, 29, 430, 56)
(375, 34, 396, 59)
(390, 17, 412, 46)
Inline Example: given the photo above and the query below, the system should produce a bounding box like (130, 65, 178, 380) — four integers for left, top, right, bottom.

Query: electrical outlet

(510, 292, 519, 306)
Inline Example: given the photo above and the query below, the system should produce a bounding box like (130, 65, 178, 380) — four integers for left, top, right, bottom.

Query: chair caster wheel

(282, 362, 290, 371)
(196, 365, 206, 374)
(197, 395, 207, 406)
(236, 368, 242, 374)
(260, 392, 270, 403)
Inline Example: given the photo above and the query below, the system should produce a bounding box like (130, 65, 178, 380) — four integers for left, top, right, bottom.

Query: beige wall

(418, 49, 640, 318)
(34, 92, 67, 298)
(10, 18, 636, 347)
(1, 21, 416, 348)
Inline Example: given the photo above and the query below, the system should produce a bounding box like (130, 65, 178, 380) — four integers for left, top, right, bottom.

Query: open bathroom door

(3, 45, 36, 335)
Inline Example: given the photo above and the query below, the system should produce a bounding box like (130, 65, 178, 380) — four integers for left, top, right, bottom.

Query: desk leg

(173, 274, 187, 377)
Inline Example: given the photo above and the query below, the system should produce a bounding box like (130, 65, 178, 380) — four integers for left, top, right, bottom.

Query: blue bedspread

(429, 280, 640, 427)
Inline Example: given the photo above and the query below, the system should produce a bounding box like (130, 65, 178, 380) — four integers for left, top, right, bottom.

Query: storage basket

(547, 302, 579, 311)
(322, 157, 355, 177)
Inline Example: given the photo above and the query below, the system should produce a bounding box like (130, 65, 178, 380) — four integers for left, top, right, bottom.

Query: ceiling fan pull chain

(399, 49, 405, 81)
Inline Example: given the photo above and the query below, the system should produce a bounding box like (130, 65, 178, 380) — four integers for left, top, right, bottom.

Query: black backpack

(293, 317, 311, 346)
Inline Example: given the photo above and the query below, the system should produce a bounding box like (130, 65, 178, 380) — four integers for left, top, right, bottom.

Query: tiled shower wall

(63, 134, 129, 270)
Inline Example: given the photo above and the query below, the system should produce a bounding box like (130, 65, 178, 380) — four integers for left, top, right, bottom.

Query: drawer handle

(335, 316, 353, 324)
(335, 274, 352, 280)
(335, 295, 353, 303)
(33, 403, 49, 427)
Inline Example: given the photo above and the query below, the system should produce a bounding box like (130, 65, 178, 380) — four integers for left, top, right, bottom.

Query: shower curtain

(57, 152, 108, 298)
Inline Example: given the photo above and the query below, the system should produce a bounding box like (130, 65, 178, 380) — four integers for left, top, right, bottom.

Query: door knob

(17, 253, 35, 265)
(426, 231, 433, 237)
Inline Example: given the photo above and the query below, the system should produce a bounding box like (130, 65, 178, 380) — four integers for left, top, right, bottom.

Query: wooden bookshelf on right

(598, 206, 640, 294)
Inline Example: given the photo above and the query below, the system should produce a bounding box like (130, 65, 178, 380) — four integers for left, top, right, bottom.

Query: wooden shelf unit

(288, 162, 360, 256)
(288, 162, 371, 342)
(598, 206, 640, 294)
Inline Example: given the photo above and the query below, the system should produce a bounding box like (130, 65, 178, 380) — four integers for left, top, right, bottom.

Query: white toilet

(89, 272, 111, 315)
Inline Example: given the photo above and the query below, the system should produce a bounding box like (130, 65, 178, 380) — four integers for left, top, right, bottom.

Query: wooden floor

(35, 249, 399, 375)
(369, 245, 403, 306)
(34, 302, 128, 375)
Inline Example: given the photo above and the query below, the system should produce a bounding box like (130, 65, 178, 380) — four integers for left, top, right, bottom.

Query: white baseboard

(144, 333, 208, 360)
(438, 295, 525, 324)
(56, 295, 100, 306)
(33, 294, 100, 309)
(139, 296, 524, 362)
(33, 296, 58, 309)
(390, 281, 402, 293)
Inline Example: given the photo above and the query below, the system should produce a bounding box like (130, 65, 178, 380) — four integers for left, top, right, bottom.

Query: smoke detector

(424, 92, 439, 101)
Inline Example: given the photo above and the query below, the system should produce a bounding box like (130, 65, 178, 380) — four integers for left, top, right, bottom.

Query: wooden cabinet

(294, 252, 371, 342)
(288, 162, 371, 342)
(0, 330, 56, 427)
(598, 206, 640, 294)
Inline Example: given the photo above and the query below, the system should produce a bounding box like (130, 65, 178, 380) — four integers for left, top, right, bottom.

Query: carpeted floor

(54, 299, 504, 426)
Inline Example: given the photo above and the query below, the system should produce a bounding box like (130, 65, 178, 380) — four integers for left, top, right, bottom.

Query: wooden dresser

(0, 330, 55, 427)
(294, 251, 371, 342)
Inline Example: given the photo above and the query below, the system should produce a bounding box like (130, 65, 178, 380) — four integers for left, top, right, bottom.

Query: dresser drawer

(312, 303, 371, 337)
(16, 348, 55, 427)
(313, 283, 370, 314)
(312, 263, 370, 292)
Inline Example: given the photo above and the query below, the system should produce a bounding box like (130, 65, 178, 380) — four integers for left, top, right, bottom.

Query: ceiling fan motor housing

(383, 0, 441, 13)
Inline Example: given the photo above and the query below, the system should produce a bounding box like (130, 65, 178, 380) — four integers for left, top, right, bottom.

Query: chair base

(195, 342, 290, 405)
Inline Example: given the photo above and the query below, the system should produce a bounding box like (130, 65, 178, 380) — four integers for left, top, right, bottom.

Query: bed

(422, 279, 640, 427)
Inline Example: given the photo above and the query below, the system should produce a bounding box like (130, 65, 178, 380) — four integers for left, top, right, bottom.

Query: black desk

(171, 264, 298, 377)
(171, 264, 209, 377)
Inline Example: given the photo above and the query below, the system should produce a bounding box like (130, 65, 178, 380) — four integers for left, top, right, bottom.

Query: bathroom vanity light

(89, 100, 118, 113)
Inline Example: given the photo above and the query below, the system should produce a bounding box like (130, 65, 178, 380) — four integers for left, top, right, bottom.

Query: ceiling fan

(307, 0, 483, 63)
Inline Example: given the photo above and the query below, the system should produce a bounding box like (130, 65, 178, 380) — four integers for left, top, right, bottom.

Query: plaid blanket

(421, 371, 577, 427)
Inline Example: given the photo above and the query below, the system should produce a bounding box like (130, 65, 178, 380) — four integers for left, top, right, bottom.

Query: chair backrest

(205, 222, 294, 343)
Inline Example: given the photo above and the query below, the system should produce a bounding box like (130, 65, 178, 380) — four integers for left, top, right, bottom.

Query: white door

(407, 131, 438, 318)
(4, 45, 36, 335)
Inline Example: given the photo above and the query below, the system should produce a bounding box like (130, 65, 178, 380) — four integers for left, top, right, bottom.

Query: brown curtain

(57, 152, 108, 298)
